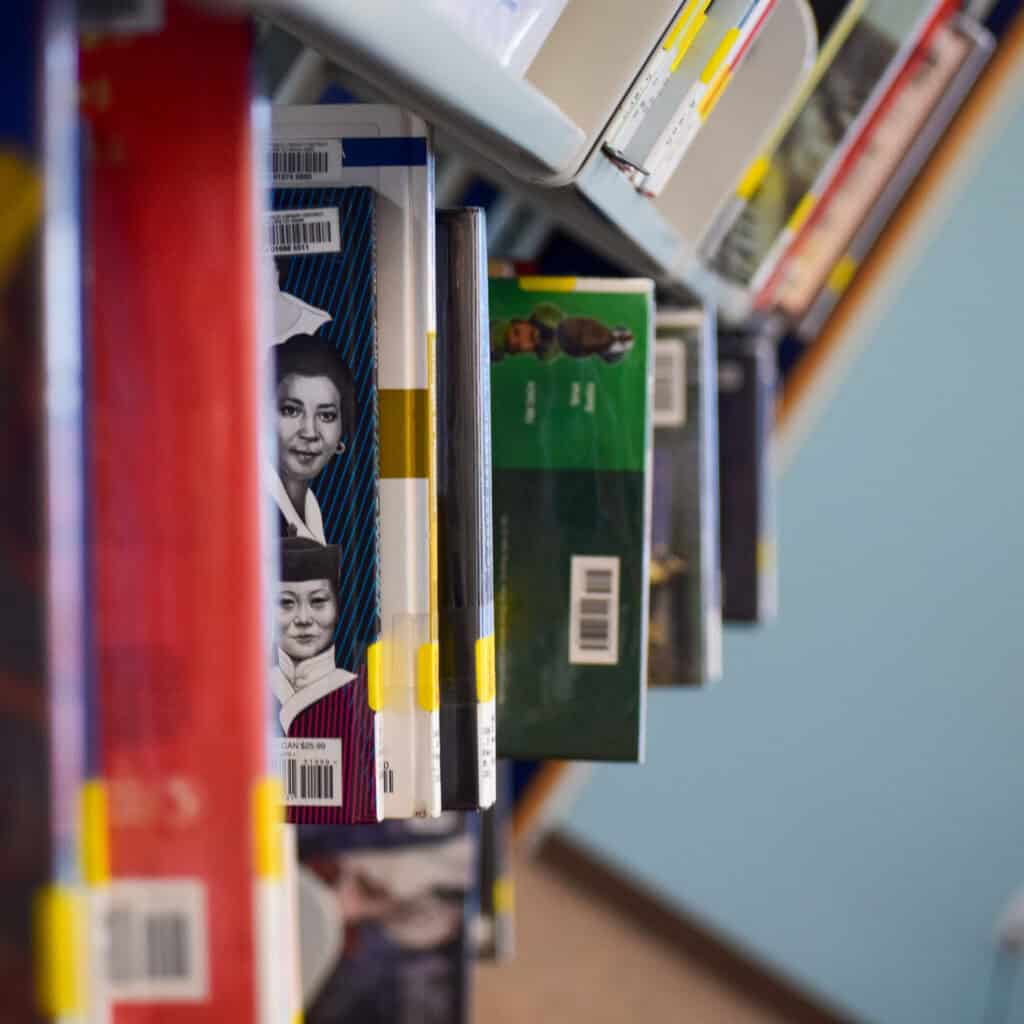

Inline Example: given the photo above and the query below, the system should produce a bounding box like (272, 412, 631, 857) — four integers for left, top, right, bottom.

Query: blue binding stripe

(341, 137, 428, 167)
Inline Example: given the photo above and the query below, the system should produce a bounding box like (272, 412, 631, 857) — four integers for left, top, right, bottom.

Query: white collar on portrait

(270, 646, 356, 733)
(268, 464, 326, 544)
(267, 252, 332, 346)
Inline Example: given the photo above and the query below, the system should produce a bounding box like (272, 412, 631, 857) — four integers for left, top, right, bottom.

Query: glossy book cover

(489, 276, 653, 761)
(268, 186, 381, 825)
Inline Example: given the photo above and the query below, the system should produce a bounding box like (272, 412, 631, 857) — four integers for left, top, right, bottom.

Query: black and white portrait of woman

(270, 537, 356, 732)
(270, 333, 357, 543)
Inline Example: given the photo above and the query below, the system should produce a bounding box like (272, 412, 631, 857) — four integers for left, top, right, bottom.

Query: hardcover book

(81, 4, 270, 1019)
(649, 308, 723, 686)
(718, 329, 778, 624)
(489, 276, 653, 761)
(436, 208, 496, 811)
(272, 104, 441, 819)
(268, 187, 382, 826)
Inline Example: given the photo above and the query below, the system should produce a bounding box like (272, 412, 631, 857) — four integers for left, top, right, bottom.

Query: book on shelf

(473, 761, 515, 961)
(489, 275, 654, 761)
(436, 208, 497, 811)
(649, 307, 723, 686)
(272, 104, 442, 820)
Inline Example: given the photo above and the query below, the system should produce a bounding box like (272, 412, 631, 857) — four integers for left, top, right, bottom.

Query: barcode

(268, 208, 341, 257)
(271, 218, 331, 251)
(382, 759, 395, 795)
(272, 149, 328, 177)
(568, 556, 620, 665)
(652, 339, 687, 428)
(285, 759, 336, 802)
(277, 737, 342, 807)
(105, 880, 208, 1002)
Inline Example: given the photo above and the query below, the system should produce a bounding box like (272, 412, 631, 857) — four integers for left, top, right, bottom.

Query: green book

(489, 277, 654, 761)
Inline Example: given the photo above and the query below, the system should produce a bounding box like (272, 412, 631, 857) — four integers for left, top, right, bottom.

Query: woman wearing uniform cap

(270, 537, 355, 732)
(270, 333, 356, 543)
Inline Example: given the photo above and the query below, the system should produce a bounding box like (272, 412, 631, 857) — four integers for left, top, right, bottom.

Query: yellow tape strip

(826, 254, 859, 295)
(367, 640, 383, 711)
(670, 12, 708, 72)
(700, 27, 739, 84)
(417, 641, 440, 712)
(253, 777, 285, 880)
(757, 538, 777, 574)
(0, 152, 42, 289)
(736, 155, 769, 200)
(493, 877, 515, 916)
(698, 67, 732, 120)
(34, 885, 84, 1015)
(80, 779, 111, 885)
(518, 276, 576, 292)
(378, 389, 430, 478)
(475, 634, 496, 703)
(662, 0, 700, 50)
(293, 1012, 305, 1024)
(785, 192, 817, 236)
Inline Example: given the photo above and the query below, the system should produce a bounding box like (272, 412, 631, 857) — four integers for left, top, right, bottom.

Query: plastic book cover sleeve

(269, 187, 381, 825)
(649, 311, 722, 685)
(82, 4, 266, 1016)
(436, 209, 496, 810)
(489, 277, 653, 761)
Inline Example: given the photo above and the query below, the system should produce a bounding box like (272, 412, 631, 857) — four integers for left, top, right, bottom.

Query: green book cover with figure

(489, 276, 653, 761)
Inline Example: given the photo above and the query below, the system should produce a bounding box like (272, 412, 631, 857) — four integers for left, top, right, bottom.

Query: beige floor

(473, 849, 786, 1024)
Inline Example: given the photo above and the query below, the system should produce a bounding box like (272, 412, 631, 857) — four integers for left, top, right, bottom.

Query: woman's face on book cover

(278, 579, 338, 662)
(276, 373, 344, 482)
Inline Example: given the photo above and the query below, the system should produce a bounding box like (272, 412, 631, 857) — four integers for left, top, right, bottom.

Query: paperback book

(436, 208, 497, 811)
(272, 104, 441, 819)
(649, 308, 723, 686)
(489, 276, 654, 761)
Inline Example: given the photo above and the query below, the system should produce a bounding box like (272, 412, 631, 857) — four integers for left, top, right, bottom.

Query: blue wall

(558, 76, 1024, 1024)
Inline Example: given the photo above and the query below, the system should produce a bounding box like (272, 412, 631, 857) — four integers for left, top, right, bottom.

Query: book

(718, 329, 778, 624)
(797, 13, 993, 339)
(436, 209, 497, 811)
(771, 12, 993, 323)
(707, 0, 956, 291)
(489, 276, 653, 761)
(649, 308, 723, 686)
(267, 186, 382, 827)
(473, 762, 515, 960)
(272, 104, 441, 820)
(81, 4, 271, 1018)
(1, 2, 88, 1020)
(300, 815, 476, 1024)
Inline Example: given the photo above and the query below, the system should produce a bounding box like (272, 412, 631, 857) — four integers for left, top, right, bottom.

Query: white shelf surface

(216, 0, 587, 182)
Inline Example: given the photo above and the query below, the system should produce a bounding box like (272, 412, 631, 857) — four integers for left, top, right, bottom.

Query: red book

(81, 3, 269, 1019)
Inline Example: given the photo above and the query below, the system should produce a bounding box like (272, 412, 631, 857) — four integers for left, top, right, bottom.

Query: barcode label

(382, 759, 395, 795)
(79, 0, 164, 32)
(653, 339, 687, 427)
(568, 556, 621, 665)
(268, 208, 340, 256)
(477, 698, 497, 808)
(106, 879, 208, 1002)
(278, 738, 342, 807)
(271, 140, 341, 184)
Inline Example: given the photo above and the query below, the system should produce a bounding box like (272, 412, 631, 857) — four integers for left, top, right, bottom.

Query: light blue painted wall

(558, 76, 1024, 1024)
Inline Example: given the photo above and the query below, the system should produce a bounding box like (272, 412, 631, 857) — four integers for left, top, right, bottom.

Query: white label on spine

(642, 83, 707, 195)
(271, 140, 343, 184)
(605, 49, 676, 152)
(278, 738, 342, 807)
(477, 698, 497, 809)
(106, 879, 208, 1003)
(653, 339, 687, 427)
(269, 208, 341, 257)
(569, 556, 621, 666)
